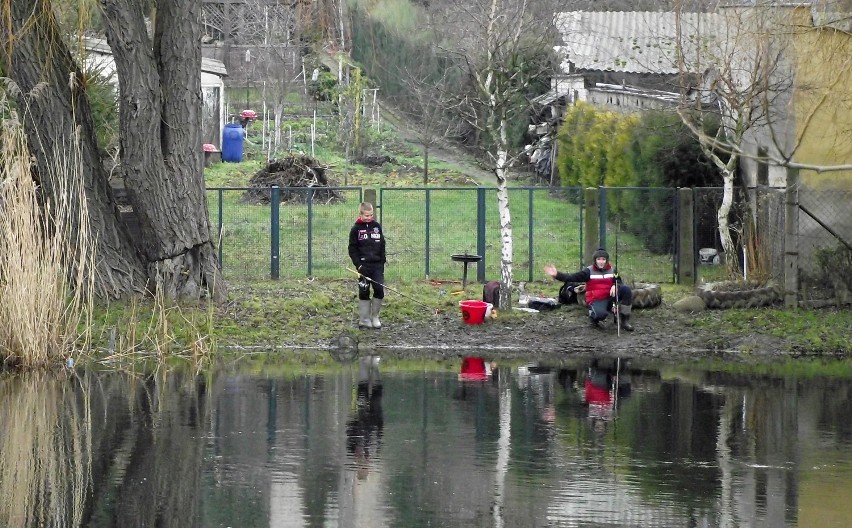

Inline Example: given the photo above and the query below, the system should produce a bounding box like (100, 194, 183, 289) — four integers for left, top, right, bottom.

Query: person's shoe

(619, 315, 634, 332)
(590, 319, 602, 329)
(370, 298, 383, 329)
(358, 300, 373, 329)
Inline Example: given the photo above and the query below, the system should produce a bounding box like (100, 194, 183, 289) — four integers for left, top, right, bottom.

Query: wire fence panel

(693, 187, 728, 284)
(753, 187, 786, 283)
(797, 189, 852, 301)
(209, 187, 272, 281)
(602, 188, 677, 285)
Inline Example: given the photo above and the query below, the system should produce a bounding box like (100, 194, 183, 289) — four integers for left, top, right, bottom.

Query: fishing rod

(345, 267, 440, 315)
(614, 221, 621, 337)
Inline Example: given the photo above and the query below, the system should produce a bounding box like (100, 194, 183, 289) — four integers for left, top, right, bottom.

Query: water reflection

(0, 371, 91, 528)
(3, 356, 852, 526)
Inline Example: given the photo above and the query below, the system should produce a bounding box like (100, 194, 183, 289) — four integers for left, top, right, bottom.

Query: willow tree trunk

(1, 0, 226, 300)
(101, 0, 226, 300)
(0, 0, 148, 298)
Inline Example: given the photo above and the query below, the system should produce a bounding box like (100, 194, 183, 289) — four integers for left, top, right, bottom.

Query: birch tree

(675, 1, 852, 277)
(674, 3, 793, 276)
(443, 0, 557, 308)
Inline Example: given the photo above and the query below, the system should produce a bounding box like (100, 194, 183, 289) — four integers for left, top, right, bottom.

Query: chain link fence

(797, 189, 852, 303)
(694, 186, 852, 303)
(206, 185, 851, 301)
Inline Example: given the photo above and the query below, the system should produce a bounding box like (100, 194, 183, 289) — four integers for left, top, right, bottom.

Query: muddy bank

(324, 304, 808, 362)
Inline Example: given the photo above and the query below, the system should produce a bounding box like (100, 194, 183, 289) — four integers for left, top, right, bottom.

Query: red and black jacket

(554, 263, 616, 304)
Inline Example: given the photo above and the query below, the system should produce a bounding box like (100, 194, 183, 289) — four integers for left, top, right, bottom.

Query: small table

(451, 253, 483, 289)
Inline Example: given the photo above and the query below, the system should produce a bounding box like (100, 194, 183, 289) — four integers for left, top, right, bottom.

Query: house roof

(81, 36, 228, 77)
(554, 11, 724, 75)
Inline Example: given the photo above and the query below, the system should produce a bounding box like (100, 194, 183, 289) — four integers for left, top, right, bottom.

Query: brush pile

(242, 155, 344, 205)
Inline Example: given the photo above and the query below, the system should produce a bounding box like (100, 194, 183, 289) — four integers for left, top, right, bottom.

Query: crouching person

(543, 248, 634, 331)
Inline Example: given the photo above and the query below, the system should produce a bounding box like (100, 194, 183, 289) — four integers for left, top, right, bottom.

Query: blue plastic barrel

(221, 123, 244, 162)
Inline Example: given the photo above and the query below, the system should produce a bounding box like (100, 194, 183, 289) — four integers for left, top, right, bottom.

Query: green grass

(204, 114, 678, 284)
(690, 307, 852, 354)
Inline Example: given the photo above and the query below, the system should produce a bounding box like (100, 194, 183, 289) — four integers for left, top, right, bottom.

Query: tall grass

(0, 116, 95, 368)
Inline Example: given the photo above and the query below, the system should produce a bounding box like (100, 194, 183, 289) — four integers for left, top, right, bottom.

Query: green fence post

(425, 188, 431, 277)
(217, 188, 224, 274)
(271, 186, 280, 279)
(528, 188, 534, 282)
(477, 187, 486, 283)
(598, 186, 607, 250)
(307, 188, 314, 277)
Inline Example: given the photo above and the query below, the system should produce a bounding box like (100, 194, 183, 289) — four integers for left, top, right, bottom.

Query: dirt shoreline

(311, 304, 818, 362)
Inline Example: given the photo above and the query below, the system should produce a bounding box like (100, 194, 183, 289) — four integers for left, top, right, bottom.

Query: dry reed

(0, 114, 95, 367)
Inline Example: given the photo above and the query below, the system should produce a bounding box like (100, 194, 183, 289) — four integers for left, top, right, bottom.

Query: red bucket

(459, 300, 488, 325)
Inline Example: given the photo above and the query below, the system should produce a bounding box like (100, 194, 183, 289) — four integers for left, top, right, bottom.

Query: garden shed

(81, 36, 229, 148)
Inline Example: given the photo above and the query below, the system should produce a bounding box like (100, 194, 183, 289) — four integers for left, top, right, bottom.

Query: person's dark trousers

(614, 285, 634, 331)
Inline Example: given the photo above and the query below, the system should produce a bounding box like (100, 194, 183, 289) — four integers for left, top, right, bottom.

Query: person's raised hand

(543, 264, 557, 278)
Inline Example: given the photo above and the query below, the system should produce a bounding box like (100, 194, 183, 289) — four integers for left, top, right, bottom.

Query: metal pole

(271, 186, 280, 279)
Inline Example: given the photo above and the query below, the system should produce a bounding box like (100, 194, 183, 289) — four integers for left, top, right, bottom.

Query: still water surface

(2, 354, 852, 527)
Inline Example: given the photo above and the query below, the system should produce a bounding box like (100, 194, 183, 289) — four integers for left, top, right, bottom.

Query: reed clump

(0, 114, 94, 368)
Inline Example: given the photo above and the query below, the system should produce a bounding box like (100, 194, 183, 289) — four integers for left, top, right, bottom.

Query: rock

(673, 295, 707, 313)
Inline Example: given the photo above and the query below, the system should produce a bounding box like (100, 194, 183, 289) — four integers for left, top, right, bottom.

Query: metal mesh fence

(753, 187, 786, 283)
(602, 188, 677, 285)
(207, 185, 850, 299)
(694, 188, 728, 284)
(797, 189, 852, 301)
(207, 186, 363, 281)
(208, 186, 586, 283)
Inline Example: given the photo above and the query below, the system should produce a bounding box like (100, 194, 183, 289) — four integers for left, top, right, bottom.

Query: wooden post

(784, 168, 800, 308)
(583, 187, 599, 266)
(677, 188, 695, 285)
(364, 188, 376, 210)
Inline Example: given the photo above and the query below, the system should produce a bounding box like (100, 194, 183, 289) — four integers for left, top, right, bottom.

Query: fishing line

(345, 266, 440, 315)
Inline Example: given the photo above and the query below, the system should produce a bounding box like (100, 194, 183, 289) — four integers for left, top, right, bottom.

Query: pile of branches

(242, 155, 344, 205)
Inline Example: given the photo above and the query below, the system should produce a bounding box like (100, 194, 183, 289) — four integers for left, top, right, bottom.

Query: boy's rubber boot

(358, 300, 373, 328)
(370, 298, 383, 329)
(618, 305, 634, 332)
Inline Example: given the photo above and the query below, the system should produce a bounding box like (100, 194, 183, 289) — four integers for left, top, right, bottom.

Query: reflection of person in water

(584, 359, 631, 425)
(346, 356, 384, 480)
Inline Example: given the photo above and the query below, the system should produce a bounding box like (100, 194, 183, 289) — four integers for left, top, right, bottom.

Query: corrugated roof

(554, 11, 724, 74)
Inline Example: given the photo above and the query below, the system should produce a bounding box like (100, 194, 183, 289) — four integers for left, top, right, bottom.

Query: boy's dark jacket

(348, 218, 386, 266)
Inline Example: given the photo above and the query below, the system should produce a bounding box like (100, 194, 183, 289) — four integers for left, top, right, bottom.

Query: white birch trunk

(496, 118, 514, 309)
(717, 154, 741, 277)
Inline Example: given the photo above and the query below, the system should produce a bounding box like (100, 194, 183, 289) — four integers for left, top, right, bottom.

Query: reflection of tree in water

(346, 356, 384, 480)
(0, 371, 91, 528)
(0, 369, 208, 528)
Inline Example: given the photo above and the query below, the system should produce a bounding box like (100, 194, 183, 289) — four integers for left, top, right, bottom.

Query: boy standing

(544, 248, 634, 331)
(349, 202, 386, 328)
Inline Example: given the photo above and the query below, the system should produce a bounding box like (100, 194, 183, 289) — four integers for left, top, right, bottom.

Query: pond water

(2, 354, 852, 527)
